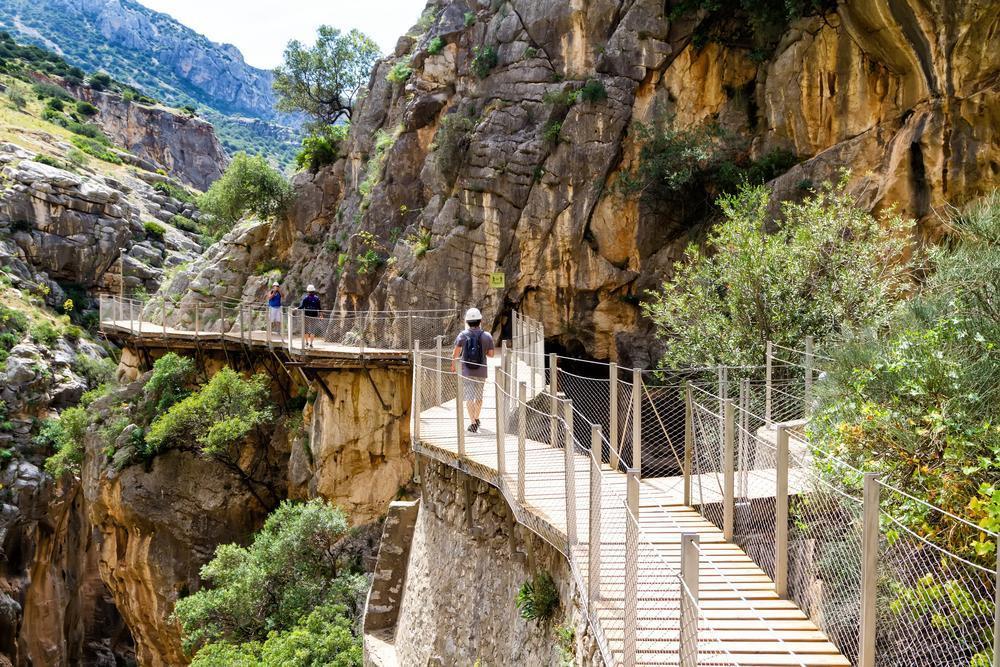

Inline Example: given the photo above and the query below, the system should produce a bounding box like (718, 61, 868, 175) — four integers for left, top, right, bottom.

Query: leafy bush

(41, 406, 90, 477)
(45, 97, 65, 112)
(87, 71, 112, 90)
(197, 153, 292, 232)
(542, 120, 562, 143)
(170, 214, 200, 234)
(73, 352, 115, 388)
(66, 148, 90, 169)
(471, 46, 498, 78)
(427, 36, 445, 55)
(6, 88, 26, 110)
(175, 499, 367, 659)
(153, 180, 195, 203)
(75, 100, 98, 117)
(516, 570, 559, 621)
(810, 193, 1000, 565)
(33, 154, 70, 171)
(578, 79, 608, 103)
(386, 61, 412, 84)
(642, 177, 914, 368)
(30, 321, 61, 346)
(432, 111, 476, 181)
(143, 220, 166, 240)
(70, 135, 122, 164)
(616, 118, 722, 197)
(65, 121, 108, 141)
(464, 11, 477, 27)
(32, 82, 73, 101)
(296, 125, 348, 172)
(145, 367, 273, 459)
(0, 304, 28, 352)
(715, 149, 798, 193)
(144, 352, 196, 416)
(358, 129, 398, 207)
(406, 228, 432, 258)
(541, 88, 578, 106)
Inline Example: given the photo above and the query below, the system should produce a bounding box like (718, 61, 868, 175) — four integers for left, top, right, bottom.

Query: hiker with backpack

(299, 285, 322, 348)
(452, 307, 495, 433)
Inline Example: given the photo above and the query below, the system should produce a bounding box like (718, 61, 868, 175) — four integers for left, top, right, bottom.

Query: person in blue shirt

(267, 282, 282, 333)
(299, 284, 321, 348)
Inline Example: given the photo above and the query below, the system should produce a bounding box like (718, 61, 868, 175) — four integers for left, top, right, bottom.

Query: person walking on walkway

(300, 285, 321, 348)
(452, 307, 495, 433)
(267, 282, 283, 333)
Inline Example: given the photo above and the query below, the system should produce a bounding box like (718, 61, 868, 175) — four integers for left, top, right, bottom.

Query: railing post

(765, 340, 773, 425)
(609, 361, 619, 469)
(239, 303, 246, 345)
(517, 382, 527, 503)
(722, 398, 735, 541)
(993, 533, 999, 667)
(804, 335, 814, 417)
(406, 311, 413, 350)
(435, 335, 444, 405)
(624, 468, 639, 667)
(161, 298, 167, 339)
(549, 354, 559, 454)
(717, 364, 728, 400)
(679, 533, 700, 667)
(495, 373, 506, 478)
(563, 395, 576, 547)
(683, 382, 693, 506)
(299, 311, 306, 354)
(859, 472, 880, 667)
(588, 424, 602, 610)
(456, 366, 466, 457)
(412, 341, 421, 443)
(774, 424, 789, 597)
(631, 368, 641, 476)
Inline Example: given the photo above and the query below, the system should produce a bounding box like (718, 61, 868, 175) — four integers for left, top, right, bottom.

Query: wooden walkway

(416, 361, 849, 667)
(100, 318, 410, 366)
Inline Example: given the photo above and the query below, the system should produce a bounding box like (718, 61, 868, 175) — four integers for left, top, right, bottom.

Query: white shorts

(269, 306, 282, 323)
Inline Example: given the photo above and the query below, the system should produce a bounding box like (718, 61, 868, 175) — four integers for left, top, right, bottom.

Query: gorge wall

(162, 0, 999, 368)
(381, 456, 599, 665)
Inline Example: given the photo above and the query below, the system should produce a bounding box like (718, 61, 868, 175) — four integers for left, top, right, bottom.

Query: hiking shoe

(467, 420, 479, 433)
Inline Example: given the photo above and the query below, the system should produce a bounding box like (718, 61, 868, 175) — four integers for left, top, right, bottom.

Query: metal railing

(98, 293, 459, 355)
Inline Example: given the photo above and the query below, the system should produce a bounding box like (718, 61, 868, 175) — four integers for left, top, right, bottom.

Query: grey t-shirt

(454, 327, 495, 378)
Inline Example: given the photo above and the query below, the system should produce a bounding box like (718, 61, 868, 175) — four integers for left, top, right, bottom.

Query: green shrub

(542, 120, 562, 143)
(143, 220, 166, 240)
(295, 125, 348, 173)
(427, 36, 445, 55)
(70, 136, 122, 164)
(75, 100, 98, 117)
(41, 406, 90, 477)
(406, 228, 432, 258)
(471, 45, 498, 78)
(175, 499, 367, 655)
(464, 11, 477, 27)
(432, 111, 476, 180)
(88, 71, 112, 91)
(642, 177, 914, 368)
(810, 192, 1000, 565)
(144, 352, 196, 416)
(197, 153, 292, 232)
(615, 118, 721, 197)
(66, 148, 90, 169)
(153, 181, 195, 203)
(32, 82, 73, 101)
(6, 88, 26, 110)
(541, 88, 579, 106)
(29, 321, 60, 346)
(73, 352, 115, 388)
(358, 129, 398, 207)
(516, 570, 559, 621)
(170, 214, 199, 234)
(145, 367, 273, 458)
(33, 154, 70, 171)
(0, 304, 28, 350)
(45, 97, 65, 112)
(715, 148, 798, 193)
(578, 79, 608, 103)
(386, 61, 412, 84)
(65, 121, 108, 142)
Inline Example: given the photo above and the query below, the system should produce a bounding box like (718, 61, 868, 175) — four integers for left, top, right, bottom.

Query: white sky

(135, 0, 427, 69)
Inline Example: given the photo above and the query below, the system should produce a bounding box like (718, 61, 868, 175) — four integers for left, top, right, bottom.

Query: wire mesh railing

(98, 293, 458, 354)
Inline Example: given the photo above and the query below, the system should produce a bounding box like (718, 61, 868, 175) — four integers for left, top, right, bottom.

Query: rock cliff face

(71, 85, 227, 191)
(162, 0, 999, 367)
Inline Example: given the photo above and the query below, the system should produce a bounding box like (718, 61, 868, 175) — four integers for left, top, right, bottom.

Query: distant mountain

(0, 0, 300, 167)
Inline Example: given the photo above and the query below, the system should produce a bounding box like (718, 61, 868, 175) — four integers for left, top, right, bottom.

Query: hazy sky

(136, 0, 427, 69)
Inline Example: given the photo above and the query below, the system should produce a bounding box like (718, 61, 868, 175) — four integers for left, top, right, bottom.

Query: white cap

(465, 307, 482, 322)
(306, 284, 316, 292)
(272, 281, 279, 287)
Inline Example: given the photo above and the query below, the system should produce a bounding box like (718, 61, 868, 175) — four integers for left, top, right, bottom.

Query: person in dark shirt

(451, 307, 495, 433)
(299, 284, 321, 348)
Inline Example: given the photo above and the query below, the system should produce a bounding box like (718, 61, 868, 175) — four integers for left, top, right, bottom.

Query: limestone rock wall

(392, 457, 600, 665)
(158, 0, 999, 367)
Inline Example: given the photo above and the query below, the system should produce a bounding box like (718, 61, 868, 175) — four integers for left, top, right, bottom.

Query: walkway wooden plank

(416, 359, 849, 667)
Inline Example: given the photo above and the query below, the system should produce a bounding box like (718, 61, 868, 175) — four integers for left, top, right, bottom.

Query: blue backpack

(462, 331, 485, 369)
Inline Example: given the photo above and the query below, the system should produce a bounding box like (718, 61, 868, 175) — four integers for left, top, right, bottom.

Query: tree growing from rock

(273, 26, 380, 129)
(197, 153, 292, 234)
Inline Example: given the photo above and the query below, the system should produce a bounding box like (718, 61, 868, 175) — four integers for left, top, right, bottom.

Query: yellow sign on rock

(489, 272, 505, 289)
